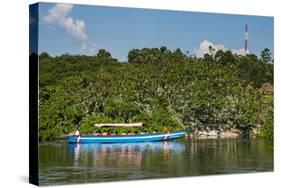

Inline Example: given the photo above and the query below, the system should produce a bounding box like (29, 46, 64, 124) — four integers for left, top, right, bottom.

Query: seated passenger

(164, 127, 169, 133)
(74, 129, 80, 137)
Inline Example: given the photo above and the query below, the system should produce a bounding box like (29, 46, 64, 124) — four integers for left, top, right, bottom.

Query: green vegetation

(38, 47, 273, 141)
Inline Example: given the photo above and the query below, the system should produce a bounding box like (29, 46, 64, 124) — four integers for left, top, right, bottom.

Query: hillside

(38, 47, 273, 141)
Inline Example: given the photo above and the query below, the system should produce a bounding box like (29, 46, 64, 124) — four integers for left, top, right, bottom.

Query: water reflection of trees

(185, 138, 273, 174)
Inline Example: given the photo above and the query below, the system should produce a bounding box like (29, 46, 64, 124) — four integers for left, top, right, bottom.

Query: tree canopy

(38, 47, 273, 141)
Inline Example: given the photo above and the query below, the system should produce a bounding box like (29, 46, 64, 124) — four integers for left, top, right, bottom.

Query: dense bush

(38, 48, 273, 141)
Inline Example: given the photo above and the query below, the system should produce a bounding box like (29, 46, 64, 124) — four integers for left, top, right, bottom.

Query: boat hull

(67, 131, 186, 143)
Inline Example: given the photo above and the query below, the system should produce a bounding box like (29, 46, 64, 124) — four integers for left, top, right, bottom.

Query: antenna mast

(244, 24, 248, 54)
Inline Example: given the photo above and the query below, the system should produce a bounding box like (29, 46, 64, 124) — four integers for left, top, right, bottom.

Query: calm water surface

(39, 138, 273, 186)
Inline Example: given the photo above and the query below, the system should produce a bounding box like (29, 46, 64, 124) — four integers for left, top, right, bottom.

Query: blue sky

(38, 3, 274, 61)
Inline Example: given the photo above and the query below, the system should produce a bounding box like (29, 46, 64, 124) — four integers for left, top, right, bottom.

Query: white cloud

(195, 40, 227, 57)
(42, 3, 95, 53)
(195, 40, 249, 57)
(231, 48, 250, 56)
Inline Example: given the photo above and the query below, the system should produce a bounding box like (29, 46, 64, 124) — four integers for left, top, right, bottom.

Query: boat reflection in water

(69, 141, 186, 169)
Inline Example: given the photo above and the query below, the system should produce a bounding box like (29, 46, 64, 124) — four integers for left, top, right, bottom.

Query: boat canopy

(95, 122, 144, 127)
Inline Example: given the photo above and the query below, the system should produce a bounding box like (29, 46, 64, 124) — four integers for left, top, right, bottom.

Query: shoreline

(187, 128, 260, 139)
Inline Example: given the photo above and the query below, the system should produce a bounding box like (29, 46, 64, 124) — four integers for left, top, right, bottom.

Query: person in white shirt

(74, 129, 80, 136)
(74, 128, 81, 143)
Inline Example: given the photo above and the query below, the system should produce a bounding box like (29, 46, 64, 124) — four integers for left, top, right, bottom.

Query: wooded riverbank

(38, 47, 273, 142)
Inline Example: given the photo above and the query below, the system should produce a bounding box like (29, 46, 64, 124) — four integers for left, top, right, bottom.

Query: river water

(39, 138, 273, 186)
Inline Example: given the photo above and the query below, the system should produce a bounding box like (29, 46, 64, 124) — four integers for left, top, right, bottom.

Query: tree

(175, 48, 183, 54)
(128, 48, 162, 64)
(128, 49, 140, 63)
(160, 46, 167, 53)
(96, 49, 111, 58)
(203, 53, 214, 63)
(39, 52, 50, 59)
(208, 45, 215, 57)
(218, 50, 235, 65)
(214, 50, 224, 62)
(260, 48, 273, 64)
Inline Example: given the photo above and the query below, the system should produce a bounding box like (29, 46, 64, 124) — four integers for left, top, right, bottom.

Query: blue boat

(67, 130, 186, 143)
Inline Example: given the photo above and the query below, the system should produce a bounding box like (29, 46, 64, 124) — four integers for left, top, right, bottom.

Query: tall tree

(260, 48, 273, 64)
(96, 49, 111, 58)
